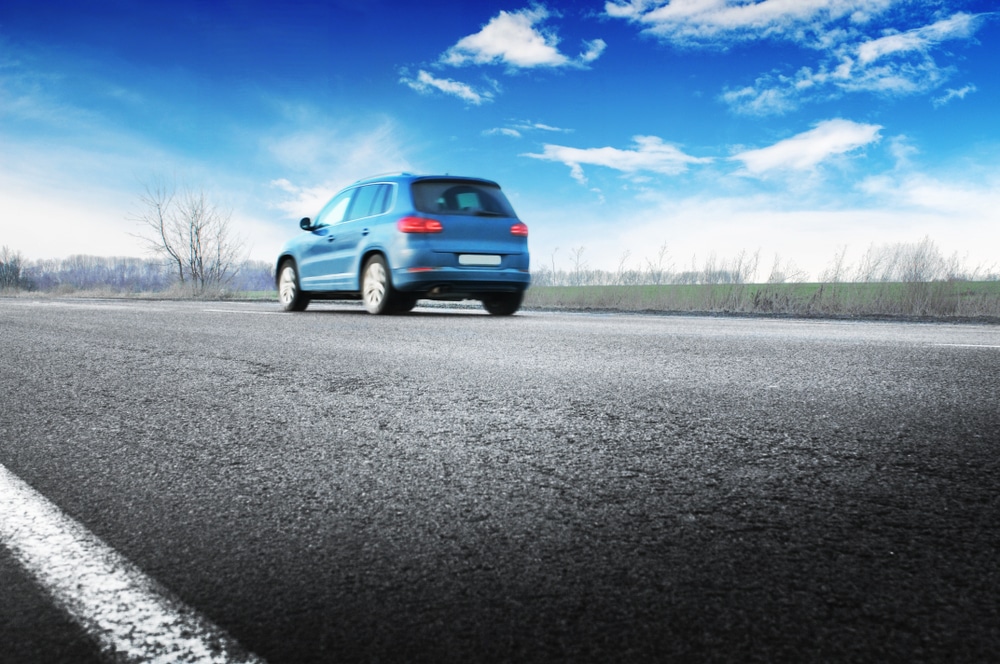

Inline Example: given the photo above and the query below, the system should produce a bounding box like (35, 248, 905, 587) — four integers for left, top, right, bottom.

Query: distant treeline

(1, 247, 274, 294)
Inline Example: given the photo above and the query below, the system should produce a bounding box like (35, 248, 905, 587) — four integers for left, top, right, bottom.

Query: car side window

(346, 184, 387, 221)
(372, 184, 393, 215)
(315, 190, 354, 227)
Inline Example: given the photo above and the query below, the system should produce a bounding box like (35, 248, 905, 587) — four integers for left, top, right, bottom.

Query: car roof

(350, 173, 501, 188)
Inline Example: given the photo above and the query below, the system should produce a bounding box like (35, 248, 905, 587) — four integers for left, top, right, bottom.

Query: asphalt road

(1, 298, 998, 663)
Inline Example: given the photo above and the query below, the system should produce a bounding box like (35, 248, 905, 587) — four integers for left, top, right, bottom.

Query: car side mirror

(300, 217, 312, 230)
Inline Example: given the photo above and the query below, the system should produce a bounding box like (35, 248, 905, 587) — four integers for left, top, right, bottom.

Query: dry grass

(524, 281, 1000, 320)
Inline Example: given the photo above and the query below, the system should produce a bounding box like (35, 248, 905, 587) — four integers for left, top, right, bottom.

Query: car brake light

(398, 216, 443, 233)
(510, 222, 528, 236)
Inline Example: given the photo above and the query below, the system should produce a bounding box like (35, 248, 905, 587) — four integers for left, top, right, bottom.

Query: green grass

(524, 281, 1000, 319)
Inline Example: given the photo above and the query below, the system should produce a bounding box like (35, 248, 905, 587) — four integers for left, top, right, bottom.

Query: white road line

(0, 464, 265, 664)
(934, 343, 1000, 349)
(203, 309, 287, 315)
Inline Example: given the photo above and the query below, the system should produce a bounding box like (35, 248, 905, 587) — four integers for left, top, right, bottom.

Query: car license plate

(459, 254, 501, 266)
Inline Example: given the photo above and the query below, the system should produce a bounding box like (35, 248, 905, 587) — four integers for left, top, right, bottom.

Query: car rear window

(412, 181, 517, 217)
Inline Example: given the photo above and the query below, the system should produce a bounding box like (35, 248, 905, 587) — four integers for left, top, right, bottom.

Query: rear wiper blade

(473, 210, 505, 217)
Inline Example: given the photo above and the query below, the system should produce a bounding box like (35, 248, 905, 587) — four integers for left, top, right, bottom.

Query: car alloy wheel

(278, 261, 309, 312)
(362, 255, 394, 314)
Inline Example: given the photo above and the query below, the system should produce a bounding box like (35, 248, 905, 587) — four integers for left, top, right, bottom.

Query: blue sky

(2, 0, 997, 279)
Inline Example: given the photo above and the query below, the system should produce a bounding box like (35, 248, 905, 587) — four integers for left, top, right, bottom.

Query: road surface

(1, 298, 998, 662)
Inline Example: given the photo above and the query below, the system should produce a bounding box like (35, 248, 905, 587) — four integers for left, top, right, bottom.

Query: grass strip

(524, 282, 1000, 319)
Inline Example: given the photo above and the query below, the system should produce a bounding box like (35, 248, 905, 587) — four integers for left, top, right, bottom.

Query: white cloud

(932, 83, 977, 107)
(731, 119, 881, 174)
(609, 4, 986, 115)
(860, 171, 1000, 217)
(524, 135, 711, 183)
(528, 122, 569, 132)
(399, 69, 494, 105)
(605, 0, 896, 45)
(579, 38, 608, 64)
(720, 80, 802, 115)
(856, 13, 977, 64)
(484, 127, 523, 138)
(887, 135, 918, 168)
(485, 120, 571, 138)
(263, 116, 416, 217)
(441, 6, 606, 69)
(719, 12, 985, 115)
(0, 168, 143, 260)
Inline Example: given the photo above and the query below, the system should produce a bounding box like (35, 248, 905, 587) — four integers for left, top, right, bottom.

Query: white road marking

(0, 464, 265, 663)
(934, 343, 1000, 349)
(203, 309, 287, 315)
(3, 300, 167, 313)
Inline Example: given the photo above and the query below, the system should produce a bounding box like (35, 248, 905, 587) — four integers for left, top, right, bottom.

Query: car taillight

(510, 222, 528, 236)
(397, 216, 443, 233)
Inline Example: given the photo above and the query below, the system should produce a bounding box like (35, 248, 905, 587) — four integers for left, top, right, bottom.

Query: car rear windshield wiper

(472, 209, 506, 217)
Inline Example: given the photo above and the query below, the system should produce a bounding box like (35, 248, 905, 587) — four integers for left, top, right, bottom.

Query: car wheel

(482, 292, 523, 316)
(278, 260, 309, 312)
(362, 255, 396, 315)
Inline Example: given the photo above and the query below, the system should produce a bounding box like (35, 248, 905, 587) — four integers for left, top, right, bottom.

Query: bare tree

(132, 180, 245, 291)
(701, 252, 719, 284)
(615, 250, 632, 286)
(899, 236, 943, 283)
(855, 242, 897, 282)
(727, 248, 760, 284)
(767, 254, 807, 283)
(821, 245, 850, 284)
(569, 246, 588, 286)
(0, 245, 30, 290)
(767, 253, 786, 283)
(645, 242, 670, 285)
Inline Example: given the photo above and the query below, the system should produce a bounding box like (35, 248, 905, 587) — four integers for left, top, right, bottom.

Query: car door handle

(327, 237, 336, 242)
(362, 228, 370, 236)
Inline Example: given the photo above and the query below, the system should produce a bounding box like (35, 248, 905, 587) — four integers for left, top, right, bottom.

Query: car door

(324, 184, 393, 288)
(298, 189, 354, 289)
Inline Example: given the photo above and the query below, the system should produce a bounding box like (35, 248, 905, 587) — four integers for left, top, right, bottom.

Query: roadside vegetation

(0, 248, 274, 300)
(3, 237, 998, 319)
(1, 181, 265, 300)
(525, 281, 1000, 319)
(526, 238, 999, 319)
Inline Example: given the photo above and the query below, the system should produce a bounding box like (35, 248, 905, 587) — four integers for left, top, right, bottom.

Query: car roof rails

(355, 172, 413, 182)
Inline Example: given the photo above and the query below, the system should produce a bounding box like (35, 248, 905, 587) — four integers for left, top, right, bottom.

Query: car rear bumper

(392, 266, 531, 297)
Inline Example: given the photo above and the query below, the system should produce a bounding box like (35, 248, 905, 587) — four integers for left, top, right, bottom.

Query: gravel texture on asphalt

(1, 298, 998, 663)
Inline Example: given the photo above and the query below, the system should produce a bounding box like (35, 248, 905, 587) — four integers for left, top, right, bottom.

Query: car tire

(482, 292, 523, 316)
(362, 255, 396, 315)
(392, 295, 418, 314)
(278, 260, 310, 312)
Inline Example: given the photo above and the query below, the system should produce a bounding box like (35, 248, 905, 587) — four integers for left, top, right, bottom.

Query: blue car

(276, 174, 531, 315)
